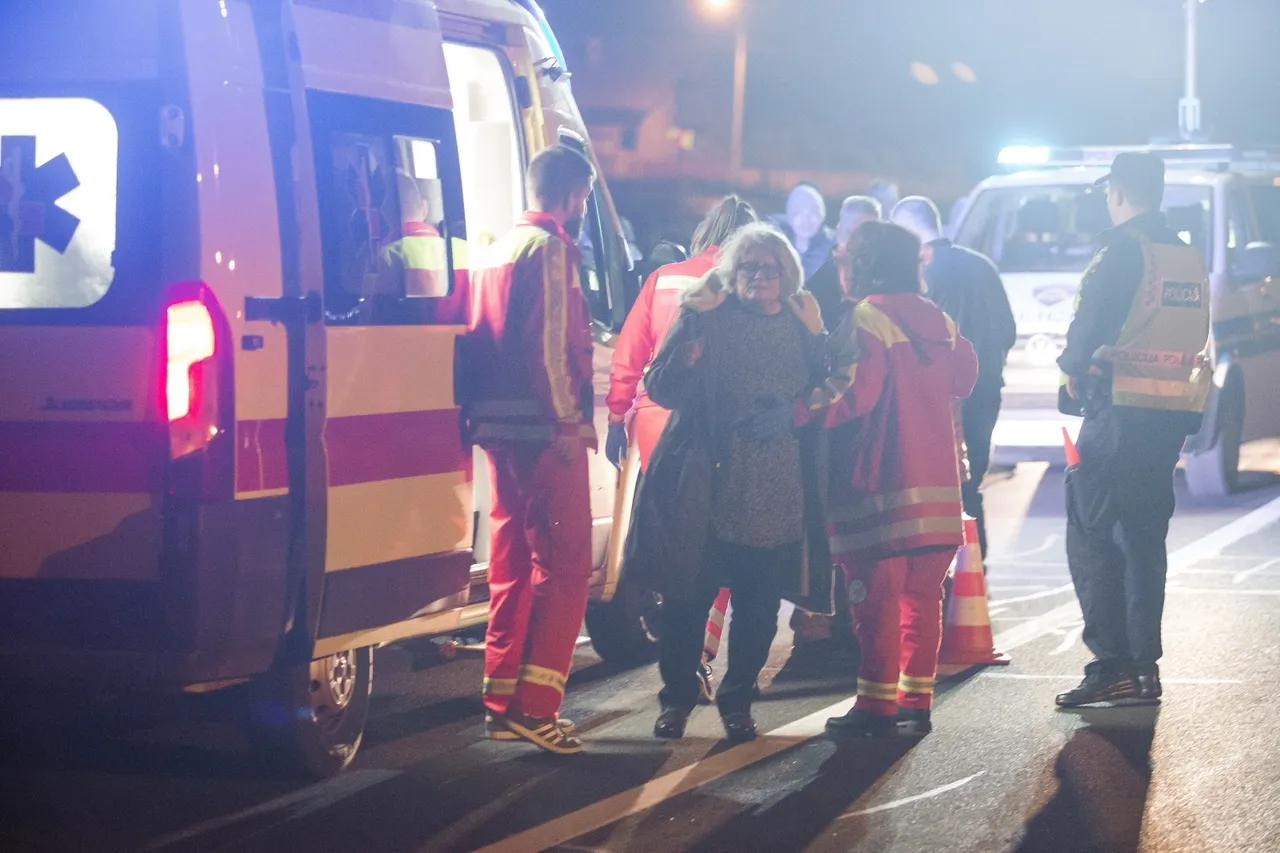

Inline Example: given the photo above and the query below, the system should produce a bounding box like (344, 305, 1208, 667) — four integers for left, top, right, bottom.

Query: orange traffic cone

(937, 516, 1011, 676)
(1062, 427, 1081, 467)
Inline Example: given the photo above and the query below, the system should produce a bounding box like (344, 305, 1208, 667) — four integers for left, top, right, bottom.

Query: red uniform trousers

(844, 548, 955, 716)
(482, 443, 593, 720)
(633, 404, 731, 662)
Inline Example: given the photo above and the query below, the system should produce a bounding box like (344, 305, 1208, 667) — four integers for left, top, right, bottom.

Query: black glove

(737, 404, 794, 441)
(605, 423, 629, 469)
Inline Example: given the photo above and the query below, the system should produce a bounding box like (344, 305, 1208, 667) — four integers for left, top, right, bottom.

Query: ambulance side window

(310, 92, 466, 325)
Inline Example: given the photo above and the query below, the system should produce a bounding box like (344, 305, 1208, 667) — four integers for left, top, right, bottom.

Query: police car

(952, 144, 1280, 496)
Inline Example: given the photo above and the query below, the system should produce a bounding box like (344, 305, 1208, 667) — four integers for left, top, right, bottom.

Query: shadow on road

(676, 738, 920, 853)
(1012, 705, 1160, 853)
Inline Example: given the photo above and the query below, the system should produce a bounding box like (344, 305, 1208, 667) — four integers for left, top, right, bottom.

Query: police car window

(0, 97, 118, 309)
(957, 184, 1213, 274)
(1247, 185, 1280, 244)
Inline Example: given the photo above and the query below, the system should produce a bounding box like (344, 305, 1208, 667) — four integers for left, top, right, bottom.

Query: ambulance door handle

(245, 293, 321, 326)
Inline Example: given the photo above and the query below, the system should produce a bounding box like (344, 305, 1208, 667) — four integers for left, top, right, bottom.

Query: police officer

(1055, 152, 1211, 709)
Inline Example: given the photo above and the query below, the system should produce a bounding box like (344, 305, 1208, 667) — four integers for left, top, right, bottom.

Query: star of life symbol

(0, 135, 81, 274)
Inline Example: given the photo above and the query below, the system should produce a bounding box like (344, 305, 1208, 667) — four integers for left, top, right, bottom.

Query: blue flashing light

(512, 0, 568, 71)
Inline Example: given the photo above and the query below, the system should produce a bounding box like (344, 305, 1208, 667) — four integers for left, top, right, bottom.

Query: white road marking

(980, 673, 1243, 685)
(992, 495, 1280, 654)
(469, 699, 856, 853)
(838, 772, 986, 819)
(140, 770, 401, 851)
(469, 494, 1280, 853)
(1049, 622, 1085, 656)
(990, 534, 1060, 561)
(984, 462, 1049, 558)
(1234, 557, 1280, 585)
(1168, 587, 1280, 596)
(988, 584, 1075, 607)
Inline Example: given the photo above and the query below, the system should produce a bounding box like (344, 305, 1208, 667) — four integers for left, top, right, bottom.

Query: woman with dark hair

(747, 220, 978, 737)
(606, 195, 757, 700)
(626, 223, 834, 743)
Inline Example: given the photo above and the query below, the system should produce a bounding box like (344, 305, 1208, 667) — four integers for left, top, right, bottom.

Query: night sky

(539, 0, 1280, 185)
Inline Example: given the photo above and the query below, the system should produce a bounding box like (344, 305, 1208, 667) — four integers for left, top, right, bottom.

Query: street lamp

(699, 0, 747, 174)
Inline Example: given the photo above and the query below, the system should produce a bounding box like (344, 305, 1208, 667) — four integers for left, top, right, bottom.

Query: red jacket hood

(863, 293, 954, 348)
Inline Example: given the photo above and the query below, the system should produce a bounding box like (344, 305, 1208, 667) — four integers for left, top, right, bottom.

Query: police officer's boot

(1135, 667, 1162, 702)
(1055, 662, 1139, 708)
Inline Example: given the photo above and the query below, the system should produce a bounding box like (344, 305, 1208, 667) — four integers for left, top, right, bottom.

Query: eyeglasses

(738, 262, 782, 281)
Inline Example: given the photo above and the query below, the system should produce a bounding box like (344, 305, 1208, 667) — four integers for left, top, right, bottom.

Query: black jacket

(924, 239, 1016, 398)
(622, 291, 835, 614)
(806, 257, 844, 332)
(1057, 211, 1203, 433)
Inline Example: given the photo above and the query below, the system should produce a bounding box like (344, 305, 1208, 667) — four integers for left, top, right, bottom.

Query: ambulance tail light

(160, 283, 233, 500)
(166, 301, 215, 422)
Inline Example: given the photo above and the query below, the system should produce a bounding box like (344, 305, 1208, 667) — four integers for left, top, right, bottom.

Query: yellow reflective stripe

(826, 487, 962, 524)
(451, 237, 470, 271)
(470, 399, 543, 418)
(472, 422, 596, 442)
(1111, 376, 1200, 398)
(541, 239, 578, 422)
(899, 674, 936, 695)
(857, 679, 898, 701)
(943, 313, 958, 347)
(855, 302, 910, 346)
(518, 664, 567, 696)
(483, 677, 517, 696)
(829, 516, 963, 554)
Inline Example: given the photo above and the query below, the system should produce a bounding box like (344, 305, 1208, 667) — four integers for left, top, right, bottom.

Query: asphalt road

(4, 456, 1280, 853)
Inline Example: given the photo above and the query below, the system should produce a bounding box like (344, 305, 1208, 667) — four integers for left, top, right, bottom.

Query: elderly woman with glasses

(625, 223, 834, 744)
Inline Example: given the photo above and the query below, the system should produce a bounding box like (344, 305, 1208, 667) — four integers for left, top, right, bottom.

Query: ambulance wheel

(1184, 394, 1243, 498)
(244, 646, 373, 778)
(585, 582, 662, 666)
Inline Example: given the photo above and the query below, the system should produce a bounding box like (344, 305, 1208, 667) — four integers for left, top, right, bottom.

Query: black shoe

(1136, 672, 1163, 702)
(826, 708, 897, 738)
(696, 662, 714, 706)
(720, 711, 757, 743)
(896, 708, 932, 736)
(1055, 670, 1139, 708)
(654, 707, 691, 739)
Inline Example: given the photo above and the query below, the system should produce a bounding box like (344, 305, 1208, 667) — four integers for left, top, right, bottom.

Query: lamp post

(701, 0, 747, 175)
(1179, 0, 1203, 141)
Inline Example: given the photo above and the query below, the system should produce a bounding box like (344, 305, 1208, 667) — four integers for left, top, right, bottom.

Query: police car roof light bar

(998, 144, 1280, 172)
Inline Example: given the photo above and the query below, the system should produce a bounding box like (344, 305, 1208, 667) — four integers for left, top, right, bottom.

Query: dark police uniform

(1056, 154, 1211, 707)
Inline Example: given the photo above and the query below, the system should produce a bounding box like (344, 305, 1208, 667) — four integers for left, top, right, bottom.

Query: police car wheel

(1184, 396, 1243, 498)
(585, 581, 661, 666)
(242, 646, 373, 779)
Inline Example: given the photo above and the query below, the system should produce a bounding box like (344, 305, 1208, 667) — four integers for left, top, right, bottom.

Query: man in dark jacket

(769, 183, 837, 282)
(892, 196, 1016, 559)
(806, 195, 883, 328)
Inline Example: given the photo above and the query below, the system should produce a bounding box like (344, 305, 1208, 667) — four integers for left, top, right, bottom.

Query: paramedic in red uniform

(786, 221, 978, 737)
(464, 145, 598, 755)
(605, 195, 758, 701)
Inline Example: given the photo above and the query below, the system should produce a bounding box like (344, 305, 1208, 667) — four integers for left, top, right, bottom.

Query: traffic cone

(936, 515, 1011, 676)
(1062, 427, 1081, 467)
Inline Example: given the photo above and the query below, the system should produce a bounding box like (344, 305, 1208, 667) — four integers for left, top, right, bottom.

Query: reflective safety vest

(1101, 238, 1211, 413)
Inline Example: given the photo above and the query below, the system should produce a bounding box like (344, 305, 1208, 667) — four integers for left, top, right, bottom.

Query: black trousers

(659, 539, 796, 713)
(1065, 405, 1189, 675)
(961, 389, 1002, 560)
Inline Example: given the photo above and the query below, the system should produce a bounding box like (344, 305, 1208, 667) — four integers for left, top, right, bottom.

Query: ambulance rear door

(0, 1, 203, 676)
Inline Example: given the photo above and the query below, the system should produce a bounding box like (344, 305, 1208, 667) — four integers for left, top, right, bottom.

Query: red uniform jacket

(606, 249, 717, 466)
(795, 294, 979, 559)
(463, 212, 596, 447)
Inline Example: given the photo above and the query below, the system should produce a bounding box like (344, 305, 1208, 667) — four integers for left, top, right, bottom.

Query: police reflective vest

(1064, 237, 1211, 413)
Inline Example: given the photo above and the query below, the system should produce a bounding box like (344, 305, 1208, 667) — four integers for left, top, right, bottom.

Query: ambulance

(953, 144, 1280, 496)
(0, 0, 652, 776)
